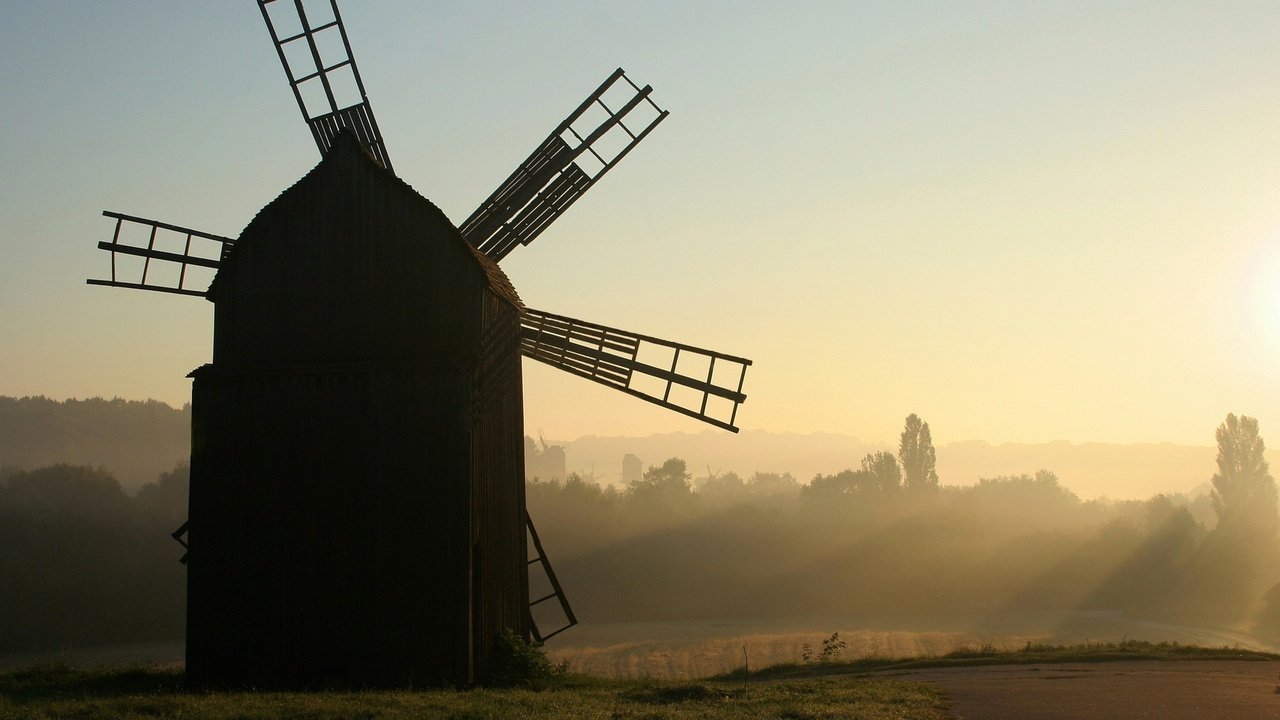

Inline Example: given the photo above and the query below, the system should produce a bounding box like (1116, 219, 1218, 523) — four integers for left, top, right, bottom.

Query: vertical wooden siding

(187, 365, 473, 687)
(187, 133, 528, 688)
(469, 289, 528, 680)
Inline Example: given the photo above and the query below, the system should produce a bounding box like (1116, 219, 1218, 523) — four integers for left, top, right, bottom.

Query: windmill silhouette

(87, 1, 751, 688)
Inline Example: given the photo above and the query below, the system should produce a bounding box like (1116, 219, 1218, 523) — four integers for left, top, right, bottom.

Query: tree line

(528, 413, 1280, 636)
(0, 463, 188, 652)
(3, 412, 1278, 656)
(0, 395, 189, 491)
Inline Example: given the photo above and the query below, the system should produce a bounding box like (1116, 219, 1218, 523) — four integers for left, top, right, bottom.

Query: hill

(0, 394, 1250, 499)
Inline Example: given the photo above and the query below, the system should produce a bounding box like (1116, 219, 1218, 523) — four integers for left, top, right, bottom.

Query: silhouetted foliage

(1210, 413, 1278, 539)
(971, 470, 1077, 506)
(627, 457, 694, 510)
(803, 454, 899, 499)
(1180, 414, 1280, 625)
(1255, 581, 1280, 642)
(0, 396, 189, 491)
(0, 463, 188, 652)
(860, 451, 902, 493)
(518, 450, 1279, 628)
(804, 469, 872, 497)
(898, 414, 938, 491)
(483, 629, 567, 687)
(699, 470, 745, 497)
(11, 412, 1280, 659)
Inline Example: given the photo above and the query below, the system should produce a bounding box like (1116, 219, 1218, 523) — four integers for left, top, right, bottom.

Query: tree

(803, 465, 889, 499)
(898, 413, 938, 491)
(1210, 413, 1278, 538)
(859, 451, 901, 493)
(627, 457, 693, 507)
(804, 469, 867, 497)
(747, 471, 799, 497)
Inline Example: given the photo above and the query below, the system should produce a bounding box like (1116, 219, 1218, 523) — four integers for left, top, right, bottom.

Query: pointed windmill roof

(209, 129, 521, 310)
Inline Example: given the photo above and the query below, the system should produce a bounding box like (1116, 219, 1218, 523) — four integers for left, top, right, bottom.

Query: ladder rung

(530, 592, 558, 605)
(294, 59, 353, 87)
(97, 241, 221, 269)
(279, 19, 339, 44)
(86, 279, 207, 298)
(539, 623, 574, 642)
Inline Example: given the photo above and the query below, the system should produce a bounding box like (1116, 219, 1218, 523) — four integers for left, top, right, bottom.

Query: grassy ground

(5, 641, 1275, 719)
(0, 664, 949, 720)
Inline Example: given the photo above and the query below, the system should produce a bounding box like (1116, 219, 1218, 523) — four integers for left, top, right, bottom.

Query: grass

(5, 640, 1274, 719)
(718, 639, 1280, 681)
(0, 664, 949, 720)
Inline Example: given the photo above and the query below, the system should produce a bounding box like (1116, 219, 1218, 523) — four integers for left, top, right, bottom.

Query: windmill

(87, 1, 751, 688)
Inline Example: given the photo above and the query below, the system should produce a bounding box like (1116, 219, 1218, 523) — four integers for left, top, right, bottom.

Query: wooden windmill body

(186, 134, 526, 686)
(88, 1, 751, 688)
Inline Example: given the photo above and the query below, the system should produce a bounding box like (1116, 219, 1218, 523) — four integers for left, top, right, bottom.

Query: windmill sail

(86, 211, 232, 297)
(526, 511, 576, 642)
(460, 69, 668, 262)
(258, 0, 393, 171)
(521, 308, 750, 433)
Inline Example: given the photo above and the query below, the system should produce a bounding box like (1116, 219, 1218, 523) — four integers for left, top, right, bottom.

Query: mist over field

(5, 397, 1280, 678)
(0, 396, 189, 491)
(1, 396, 1247, 499)
(552, 431, 1236, 500)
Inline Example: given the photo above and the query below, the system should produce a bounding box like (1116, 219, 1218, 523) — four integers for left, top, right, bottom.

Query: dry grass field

(542, 614, 1273, 679)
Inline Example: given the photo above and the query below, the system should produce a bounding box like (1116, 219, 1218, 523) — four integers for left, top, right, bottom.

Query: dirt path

(892, 660, 1280, 720)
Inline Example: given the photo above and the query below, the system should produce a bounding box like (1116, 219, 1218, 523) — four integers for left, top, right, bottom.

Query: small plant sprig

(820, 632, 847, 661)
(801, 632, 847, 663)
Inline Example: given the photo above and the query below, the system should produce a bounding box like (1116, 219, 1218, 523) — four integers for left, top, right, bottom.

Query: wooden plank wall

(469, 289, 529, 680)
(187, 365, 473, 688)
(186, 132, 530, 688)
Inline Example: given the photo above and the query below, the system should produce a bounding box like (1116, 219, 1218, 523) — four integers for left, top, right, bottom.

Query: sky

(3, 1, 1280, 448)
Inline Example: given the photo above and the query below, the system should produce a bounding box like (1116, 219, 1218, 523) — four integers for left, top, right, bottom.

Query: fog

(546, 431, 1249, 500)
(1, 395, 1254, 499)
(527, 462, 1268, 627)
(5, 405, 1279, 679)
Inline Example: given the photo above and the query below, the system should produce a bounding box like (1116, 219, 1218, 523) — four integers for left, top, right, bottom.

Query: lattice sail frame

(460, 68, 669, 262)
(526, 511, 577, 642)
(258, 0, 393, 170)
(521, 308, 751, 433)
(86, 212, 233, 297)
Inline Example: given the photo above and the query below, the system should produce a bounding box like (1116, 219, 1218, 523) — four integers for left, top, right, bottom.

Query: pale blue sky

(4, 1, 1280, 450)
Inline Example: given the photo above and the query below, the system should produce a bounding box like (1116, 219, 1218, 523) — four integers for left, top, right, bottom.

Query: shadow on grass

(0, 663, 186, 701)
(622, 683, 743, 704)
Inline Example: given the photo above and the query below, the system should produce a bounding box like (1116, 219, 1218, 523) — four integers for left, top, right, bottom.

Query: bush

(484, 629, 566, 687)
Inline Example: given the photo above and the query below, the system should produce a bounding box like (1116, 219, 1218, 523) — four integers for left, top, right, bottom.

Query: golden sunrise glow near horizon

(3, 2, 1280, 451)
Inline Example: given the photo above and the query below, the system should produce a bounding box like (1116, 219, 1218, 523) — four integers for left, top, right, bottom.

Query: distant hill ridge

(0, 395, 1246, 499)
(554, 430, 1238, 500)
(0, 395, 189, 492)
